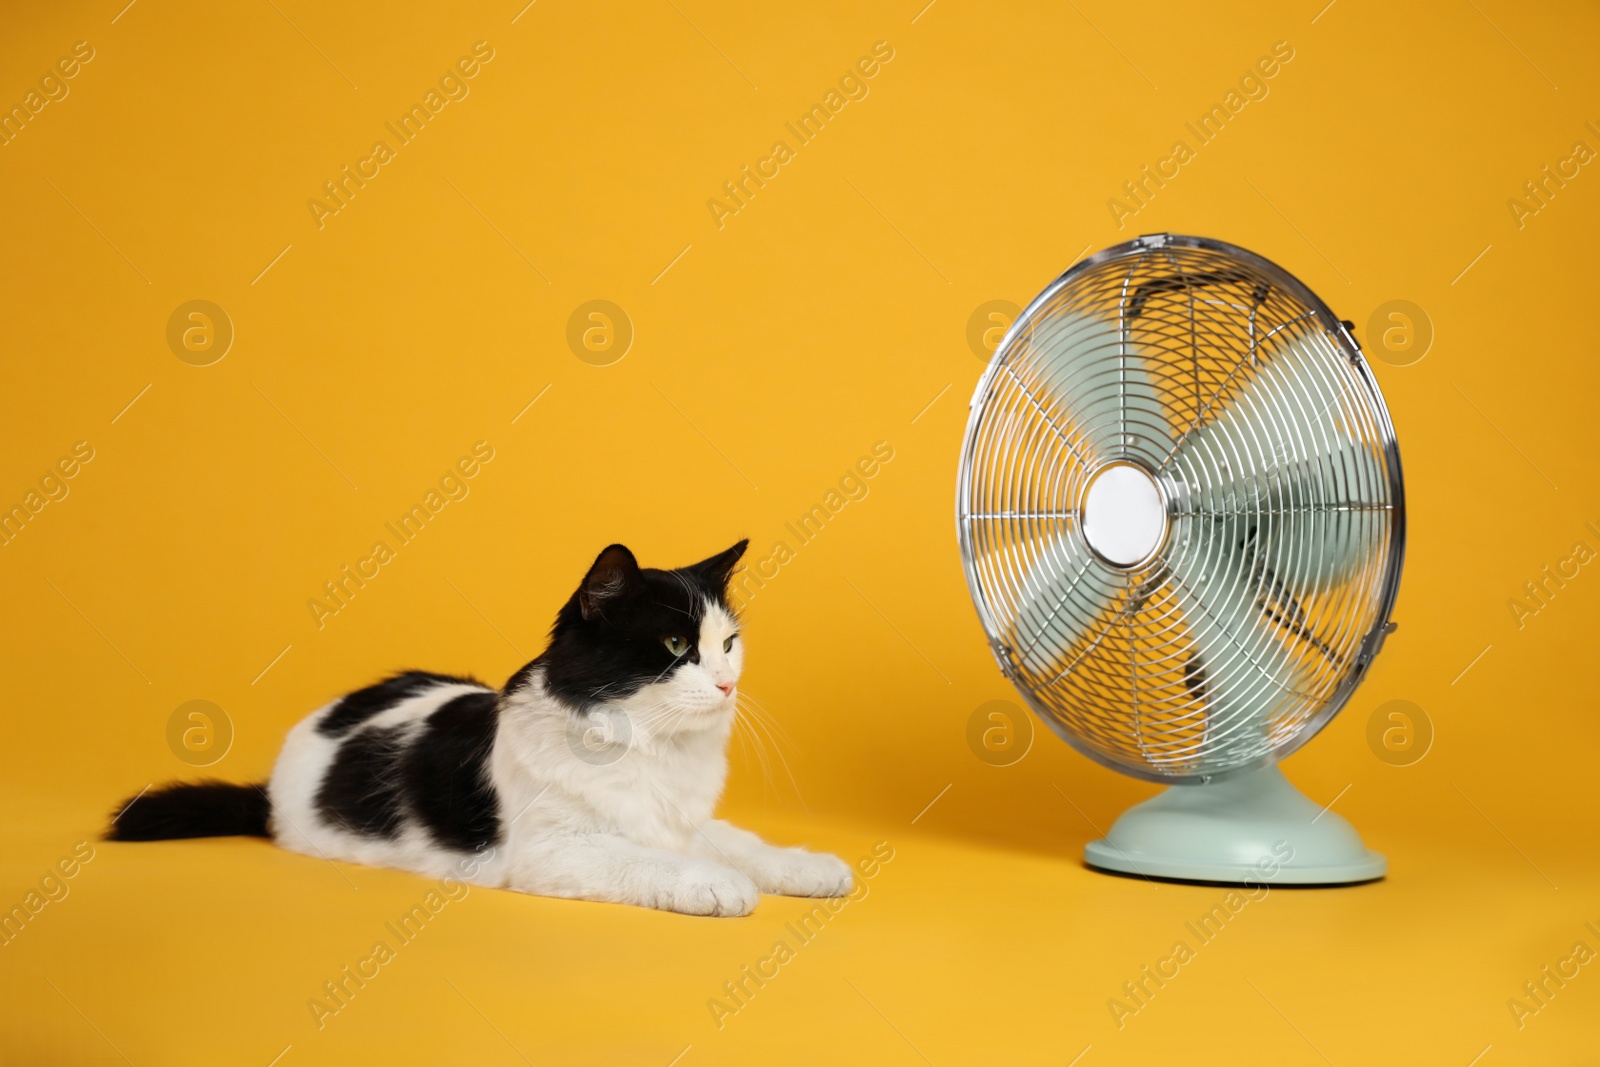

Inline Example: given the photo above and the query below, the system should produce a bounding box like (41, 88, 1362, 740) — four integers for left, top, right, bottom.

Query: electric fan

(957, 233, 1403, 885)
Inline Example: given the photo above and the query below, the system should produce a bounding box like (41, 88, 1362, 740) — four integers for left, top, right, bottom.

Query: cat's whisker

(734, 692, 794, 755)
(732, 696, 790, 802)
(734, 695, 806, 810)
(654, 596, 696, 619)
(730, 709, 777, 800)
(660, 572, 700, 617)
(733, 689, 800, 751)
(729, 711, 755, 767)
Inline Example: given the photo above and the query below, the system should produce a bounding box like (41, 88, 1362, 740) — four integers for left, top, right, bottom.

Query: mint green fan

(957, 234, 1403, 885)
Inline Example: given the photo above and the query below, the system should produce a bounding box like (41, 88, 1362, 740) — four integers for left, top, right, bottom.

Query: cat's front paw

(757, 850, 854, 898)
(659, 862, 760, 917)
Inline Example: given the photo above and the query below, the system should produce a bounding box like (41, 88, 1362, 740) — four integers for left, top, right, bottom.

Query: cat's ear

(689, 539, 749, 592)
(578, 544, 642, 621)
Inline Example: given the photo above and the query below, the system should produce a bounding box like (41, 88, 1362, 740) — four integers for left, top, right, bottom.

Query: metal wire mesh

(956, 235, 1405, 783)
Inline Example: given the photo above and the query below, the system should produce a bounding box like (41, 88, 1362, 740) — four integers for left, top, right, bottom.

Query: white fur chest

(492, 673, 732, 853)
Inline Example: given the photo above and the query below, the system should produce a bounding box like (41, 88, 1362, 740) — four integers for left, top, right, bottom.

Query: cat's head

(535, 540, 749, 733)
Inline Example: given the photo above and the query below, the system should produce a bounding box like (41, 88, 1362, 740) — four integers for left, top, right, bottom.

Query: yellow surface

(2, 1, 1598, 1063)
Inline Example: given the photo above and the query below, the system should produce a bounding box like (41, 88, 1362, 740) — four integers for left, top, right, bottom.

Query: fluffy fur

(109, 541, 851, 916)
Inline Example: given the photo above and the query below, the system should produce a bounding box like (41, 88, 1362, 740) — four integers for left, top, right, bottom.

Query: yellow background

(3, 1, 1598, 1063)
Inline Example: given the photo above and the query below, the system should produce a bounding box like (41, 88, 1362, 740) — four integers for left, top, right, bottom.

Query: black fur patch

(402, 691, 501, 852)
(315, 725, 408, 838)
(318, 670, 487, 737)
(507, 541, 747, 710)
(106, 781, 270, 841)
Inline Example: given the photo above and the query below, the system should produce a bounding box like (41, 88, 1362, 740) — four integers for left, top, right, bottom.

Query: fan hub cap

(1080, 461, 1166, 567)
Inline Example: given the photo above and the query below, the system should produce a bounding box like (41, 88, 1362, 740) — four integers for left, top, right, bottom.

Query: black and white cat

(109, 541, 851, 916)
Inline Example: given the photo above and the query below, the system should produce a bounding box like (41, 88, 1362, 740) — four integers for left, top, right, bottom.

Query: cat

(108, 540, 852, 916)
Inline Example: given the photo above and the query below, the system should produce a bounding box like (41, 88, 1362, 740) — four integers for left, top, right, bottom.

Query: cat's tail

(106, 780, 272, 841)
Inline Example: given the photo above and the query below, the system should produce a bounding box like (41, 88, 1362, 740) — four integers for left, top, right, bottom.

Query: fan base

(1084, 764, 1386, 886)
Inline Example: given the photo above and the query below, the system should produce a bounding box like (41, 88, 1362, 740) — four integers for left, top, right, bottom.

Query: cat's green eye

(723, 635, 736, 653)
(664, 635, 690, 656)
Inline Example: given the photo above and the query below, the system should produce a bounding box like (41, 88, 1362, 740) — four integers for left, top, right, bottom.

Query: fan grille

(957, 235, 1404, 782)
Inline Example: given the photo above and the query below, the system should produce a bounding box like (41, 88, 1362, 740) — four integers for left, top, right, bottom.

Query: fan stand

(1084, 764, 1386, 886)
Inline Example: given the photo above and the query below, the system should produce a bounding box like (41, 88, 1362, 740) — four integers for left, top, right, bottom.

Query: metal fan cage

(957, 234, 1404, 783)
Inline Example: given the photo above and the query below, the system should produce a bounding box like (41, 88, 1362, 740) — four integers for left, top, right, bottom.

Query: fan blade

(1015, 311, 1176, 464)
(1169, 331, 1388, 595)
(974, 527, 1119, 681)
(984, 311, 1180, 680)
(1166, 510, 1315, 771)
(1254, 442, 1387, 596)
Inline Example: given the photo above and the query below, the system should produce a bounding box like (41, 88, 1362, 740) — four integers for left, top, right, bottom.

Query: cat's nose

(716, 682, 735, 696)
